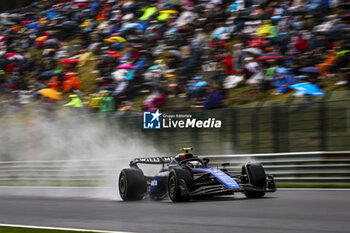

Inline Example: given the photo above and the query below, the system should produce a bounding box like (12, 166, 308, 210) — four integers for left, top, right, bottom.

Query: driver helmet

(186, 161, 202, 168)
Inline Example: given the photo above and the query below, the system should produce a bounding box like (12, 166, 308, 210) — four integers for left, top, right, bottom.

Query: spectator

(204, 87, 223, 110)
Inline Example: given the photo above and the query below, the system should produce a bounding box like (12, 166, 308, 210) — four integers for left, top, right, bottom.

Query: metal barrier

(0, 151, 349, 185)
(114, 97, 350, 155)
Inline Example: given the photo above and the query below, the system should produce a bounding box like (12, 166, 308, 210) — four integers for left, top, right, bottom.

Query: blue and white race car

(118, 148, 276, 202)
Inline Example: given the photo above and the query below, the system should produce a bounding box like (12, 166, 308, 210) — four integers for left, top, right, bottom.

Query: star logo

(151, 109, 162, 122)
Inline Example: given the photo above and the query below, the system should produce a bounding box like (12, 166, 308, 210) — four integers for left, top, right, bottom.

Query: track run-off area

(0, 189, 350, 233)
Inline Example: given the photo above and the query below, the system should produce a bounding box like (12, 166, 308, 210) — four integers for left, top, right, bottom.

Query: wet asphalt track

(0, 190, 349, 233)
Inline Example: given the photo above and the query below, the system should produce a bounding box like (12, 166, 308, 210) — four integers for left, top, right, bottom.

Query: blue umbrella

(40, 71, 56, 77)
(276, 67, 291, 74)
(27, 22, 39, 30)
(289, 83, 324, 96)
(299, 67, 320, 73)
(211, 27, 227, 39)
(46, 11, 60, 19)
(187, 81, 207, 89)
(90, 2, 100, 8)
(193, 81, 207, 88)
(121, 23, 142, 30)
(40, 71, 56, 80)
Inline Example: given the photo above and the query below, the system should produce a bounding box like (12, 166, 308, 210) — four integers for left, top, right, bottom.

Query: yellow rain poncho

(257, 21, 278, 38)
(64, 94, 83, 108)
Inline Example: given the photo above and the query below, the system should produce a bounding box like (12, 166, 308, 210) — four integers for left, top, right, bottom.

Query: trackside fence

(113, 97, 350, 155)
(0, 151, 349, 186)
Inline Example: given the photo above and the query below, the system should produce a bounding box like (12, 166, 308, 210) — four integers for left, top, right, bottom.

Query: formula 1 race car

(118, 148, 276, 202)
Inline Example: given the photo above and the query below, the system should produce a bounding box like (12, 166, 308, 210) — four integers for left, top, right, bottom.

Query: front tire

(168, 168, 192, 202)
(242, 163, 266, 198)
(119, 168, 146, 201)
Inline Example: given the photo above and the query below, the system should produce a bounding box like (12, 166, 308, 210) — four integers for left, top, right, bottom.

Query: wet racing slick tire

(168, 168, 193, 202)
(119, 168, 146, 201)
(242, 163, 266, 198)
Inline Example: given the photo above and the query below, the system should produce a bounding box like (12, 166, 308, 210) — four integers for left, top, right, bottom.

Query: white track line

(0, 224, 133, 233)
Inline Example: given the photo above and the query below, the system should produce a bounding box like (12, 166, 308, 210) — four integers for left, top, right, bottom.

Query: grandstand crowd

(0, 0, 349, 116)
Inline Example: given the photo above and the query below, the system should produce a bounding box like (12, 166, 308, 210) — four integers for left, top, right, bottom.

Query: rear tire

(168, 168, 192, 202)
(242, 163, 266, 198)
(119, 168, 146, 201)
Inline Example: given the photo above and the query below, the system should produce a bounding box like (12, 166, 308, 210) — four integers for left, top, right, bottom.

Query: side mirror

(203, 158, 209, 166)
(222, 163, 230, 168)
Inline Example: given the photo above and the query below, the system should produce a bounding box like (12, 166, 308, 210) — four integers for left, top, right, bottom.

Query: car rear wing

(130, 156, 173, 167)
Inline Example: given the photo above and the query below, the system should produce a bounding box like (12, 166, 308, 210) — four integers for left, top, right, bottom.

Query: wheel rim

(169, 175, 176, 196)
(119, 175, 126, 195)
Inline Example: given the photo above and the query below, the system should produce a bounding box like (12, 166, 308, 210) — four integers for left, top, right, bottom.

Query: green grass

(0, 226, 105, 233)
(277, 183, 350, 189)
